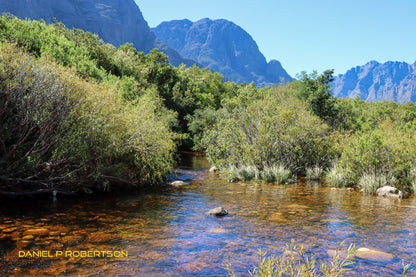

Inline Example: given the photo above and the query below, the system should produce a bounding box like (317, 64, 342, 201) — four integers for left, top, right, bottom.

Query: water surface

(0, 154, 415, 276)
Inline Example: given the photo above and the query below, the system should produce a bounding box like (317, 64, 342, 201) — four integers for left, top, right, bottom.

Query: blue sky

(137, 0, 416, 77)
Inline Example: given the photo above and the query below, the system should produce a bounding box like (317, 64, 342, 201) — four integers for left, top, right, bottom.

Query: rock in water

(169, 180, 187, 187)
(356, 248, 395, 262)
(376, 186, 403, 199)
(207, 207, 228, 216)
(209, 166, 218, 173)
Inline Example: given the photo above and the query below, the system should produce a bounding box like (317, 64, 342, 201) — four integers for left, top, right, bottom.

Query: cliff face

(152, 18, 293, 87)
(333, 61, 416, 103)
(0, 0, 195, 66)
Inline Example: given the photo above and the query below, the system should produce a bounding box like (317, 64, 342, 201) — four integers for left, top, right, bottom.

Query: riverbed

(0, 154, 415, 276)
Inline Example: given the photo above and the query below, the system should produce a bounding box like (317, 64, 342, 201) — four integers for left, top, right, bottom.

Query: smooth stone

(22, 235, 34, 240)
(169, 180, 187, 187)
(207, 207, 228, 216)
(327, 249, 349, 260)
(22, 228, 50, 236)
(209, 228, 228, 234)
(209, 166, 218, 173)
(2, 228, 17, 233)
(16, 240, 32, 248)
(356, 247, 394, 262)
(376, 186, 403, 199)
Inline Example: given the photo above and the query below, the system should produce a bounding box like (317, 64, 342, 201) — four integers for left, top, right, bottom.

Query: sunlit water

(0, 154, 415, 276)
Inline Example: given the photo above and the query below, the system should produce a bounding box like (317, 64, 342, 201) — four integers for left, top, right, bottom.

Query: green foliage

(336, 122, 416, 191)
(205, 85, 336, 176)
(295, 70, 340, 128)
(226, 241, 356, 277)
(0, 43, 175, 192)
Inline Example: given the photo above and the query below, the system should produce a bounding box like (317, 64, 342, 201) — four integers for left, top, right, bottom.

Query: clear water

(0, 154, 415, 276)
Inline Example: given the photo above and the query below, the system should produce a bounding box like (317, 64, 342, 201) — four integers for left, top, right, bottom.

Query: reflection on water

(0, 154, 415, 276)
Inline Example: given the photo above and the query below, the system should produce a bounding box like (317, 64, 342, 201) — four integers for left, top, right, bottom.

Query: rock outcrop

(333, 61, 416, 103)
(0, 0, 195, 66)
(152, 18, 293, 87)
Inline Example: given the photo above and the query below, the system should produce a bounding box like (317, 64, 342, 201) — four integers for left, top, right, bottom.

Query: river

(0, 154, 415, 276)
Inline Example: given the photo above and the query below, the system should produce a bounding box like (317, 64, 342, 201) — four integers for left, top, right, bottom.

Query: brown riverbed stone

(208, 228, 228, 234)
(16, 240, 32, 248)
(87, 232, 116, 243)
(22, 228, 49, 236)
(22, 235, 34, 240)
(61, 235, 83, 245)
(2, 227, 17, 233)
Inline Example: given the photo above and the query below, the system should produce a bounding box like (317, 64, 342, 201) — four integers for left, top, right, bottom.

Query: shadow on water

(0, 154, 415, 276)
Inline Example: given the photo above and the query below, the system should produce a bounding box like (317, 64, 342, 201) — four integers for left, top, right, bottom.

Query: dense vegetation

(1, 15, 416, 196)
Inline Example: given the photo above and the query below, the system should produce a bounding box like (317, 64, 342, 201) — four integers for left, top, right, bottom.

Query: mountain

(152, 18, 293, 87)
(333, 61, 416, 103)
(0, 0, 195, 66)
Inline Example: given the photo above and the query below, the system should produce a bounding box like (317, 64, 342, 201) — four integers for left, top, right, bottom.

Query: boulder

(376, 186, 403, 199)
(207, 207, 228, 217)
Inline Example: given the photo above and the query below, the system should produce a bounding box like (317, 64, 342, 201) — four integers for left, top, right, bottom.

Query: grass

(357, 172, 397, 195)
(306, 165, 324, 180)
(226, 164, 292, 184)
(324, 165, 346, 188)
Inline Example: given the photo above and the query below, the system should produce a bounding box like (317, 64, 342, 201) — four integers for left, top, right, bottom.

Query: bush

(337, 121, 416, 192)
(0, 43, 176, 193)
(226, 240, 356, 277)
(205, 85, 336, 177)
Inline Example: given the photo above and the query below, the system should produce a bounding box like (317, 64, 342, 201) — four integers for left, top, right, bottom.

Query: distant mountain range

(333, 61, 416, 103)
(0, 0, 195, 67)
(152, 18, 293, 87)
(0, 0, 415, 102)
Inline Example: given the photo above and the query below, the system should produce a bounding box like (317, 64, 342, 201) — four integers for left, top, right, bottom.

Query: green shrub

(0, 43, 176, 193)
(205, 85, 336, 176)
(226, 240, 356, 277)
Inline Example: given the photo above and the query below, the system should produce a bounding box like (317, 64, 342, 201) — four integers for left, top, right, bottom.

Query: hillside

(0, 0, 195, 66)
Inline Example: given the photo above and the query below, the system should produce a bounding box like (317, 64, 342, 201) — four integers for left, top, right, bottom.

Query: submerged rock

(207, 207, 228, 217)
(22, 228, 49, 236)
(327, 247, 394, 262)
(356, 247, 394, 262)
(169, 180, 187, 187)
(376, 186, 403, 199)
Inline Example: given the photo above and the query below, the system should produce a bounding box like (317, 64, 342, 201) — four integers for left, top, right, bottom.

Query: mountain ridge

(152, 18, 293, 87)
(332, 60, 416, 103)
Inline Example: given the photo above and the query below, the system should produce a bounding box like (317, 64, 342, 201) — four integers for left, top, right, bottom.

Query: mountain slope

(0, 0, 195, 66)
(152, 18, 293, 87)
(333, 61, 416, 103)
